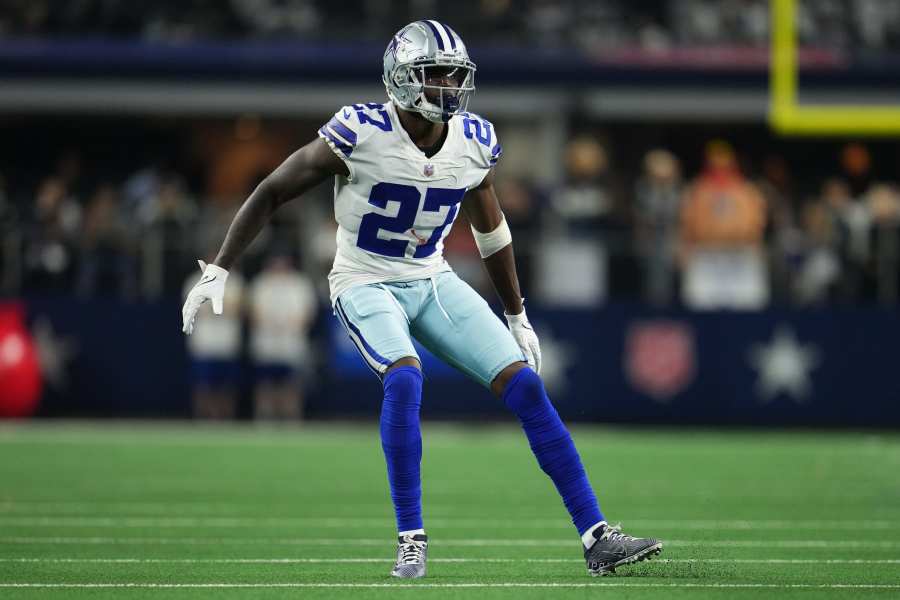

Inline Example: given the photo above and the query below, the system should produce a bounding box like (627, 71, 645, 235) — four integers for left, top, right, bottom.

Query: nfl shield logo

(423, 164, 435, 177)
(624, 320, 696, 402)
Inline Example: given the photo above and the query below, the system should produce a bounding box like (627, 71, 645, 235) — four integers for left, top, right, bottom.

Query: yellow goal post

(770, 0, 900, 135)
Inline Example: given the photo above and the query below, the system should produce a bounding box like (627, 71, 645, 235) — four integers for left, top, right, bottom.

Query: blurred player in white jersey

(182, 256, 244, 419)
(183, 20, 661, 578)
(249, 252, 317, 420)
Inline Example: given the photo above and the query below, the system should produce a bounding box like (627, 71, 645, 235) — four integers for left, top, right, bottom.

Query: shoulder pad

(319, 106, 361, 157)
(347, 102, 394, 132)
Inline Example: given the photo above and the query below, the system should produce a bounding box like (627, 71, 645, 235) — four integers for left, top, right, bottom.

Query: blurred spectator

(498, 177, 540, 293)
(229, 0, 320, 38)
(822, 177, 871, 301)
(525, 0, 574, 48)
(54, 152, 83, 195)
(756, 155, 796, 302)
(841, 142, 874, 197)
(0, 173, 16, 232)
(757, 155, 795, 231)
(573, 0, 632, 52)
(248, 253, 317, 420)
(679, 140, 768, 310)
(5, 114, 900, 313)
(791, 199, 841, 305)
(548, 136, 618, 232)
(142, 1, 242, 42)
(538, 136, 616, 307)
(2, 0, 900, 53)
(123, 165, 162, 227)
(76, 184, 135, 298)
(0, 173, 18, 292)
(463, 0, 521, 45)
(634, 148, 682, 305)
(23, 177, 81, 293)
(853, 0, 900, 50)
(33, 177, 81, 236)
(183, 260, 245, 419)
(141, 176, 198, 298)
(866, 184, 900, 305)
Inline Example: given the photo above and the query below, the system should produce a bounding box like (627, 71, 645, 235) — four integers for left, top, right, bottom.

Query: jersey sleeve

(317, 107, 361, 180)
(462, 112, 503, 171)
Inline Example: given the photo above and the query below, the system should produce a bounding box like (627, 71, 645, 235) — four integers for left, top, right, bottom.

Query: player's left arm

(462, 168, 541, 372)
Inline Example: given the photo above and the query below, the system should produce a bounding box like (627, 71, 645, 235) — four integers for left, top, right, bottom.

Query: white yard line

(0, 515, 897, 530)
(2, 536, 900, 548)
(1, 557, 899, 565)
(2, 582, 900, 590)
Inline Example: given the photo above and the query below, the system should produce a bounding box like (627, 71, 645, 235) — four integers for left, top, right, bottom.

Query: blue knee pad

(503, 367, 604, 534)
(381, 366, 424, 532)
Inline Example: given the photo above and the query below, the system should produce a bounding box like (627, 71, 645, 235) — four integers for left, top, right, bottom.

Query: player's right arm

(214, 138, 348, 271)
(182, 137, 347, 334)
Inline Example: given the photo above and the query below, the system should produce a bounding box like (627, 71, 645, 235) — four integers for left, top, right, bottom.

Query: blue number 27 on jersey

(357, 183, 466, 259)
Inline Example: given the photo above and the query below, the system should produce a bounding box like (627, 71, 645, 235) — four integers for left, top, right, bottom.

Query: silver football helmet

(383, 21, 476, 123)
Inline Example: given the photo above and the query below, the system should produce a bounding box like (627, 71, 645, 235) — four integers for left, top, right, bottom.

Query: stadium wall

(14, 297, 899, 427)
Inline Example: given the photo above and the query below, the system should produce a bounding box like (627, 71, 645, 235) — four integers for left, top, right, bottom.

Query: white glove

(505, 308, 541, 374)
(181, 260, 229, 335)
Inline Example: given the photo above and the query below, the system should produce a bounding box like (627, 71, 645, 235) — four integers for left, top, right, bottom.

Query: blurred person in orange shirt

(679, 140, 768, 310)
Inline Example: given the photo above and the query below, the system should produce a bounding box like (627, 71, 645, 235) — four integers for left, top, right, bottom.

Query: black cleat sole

(588, 542, 663, 577)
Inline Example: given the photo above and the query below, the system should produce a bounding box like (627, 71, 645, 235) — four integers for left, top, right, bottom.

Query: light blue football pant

(334, 271, 526, 387)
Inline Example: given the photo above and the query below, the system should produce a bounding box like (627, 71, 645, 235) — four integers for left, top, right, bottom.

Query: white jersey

(317, 101, 501, 304)
(249, 270, 317, 365)
(183, 271, 244, 360)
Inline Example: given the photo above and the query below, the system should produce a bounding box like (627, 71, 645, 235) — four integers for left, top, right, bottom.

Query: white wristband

(504, 306, 528, 323)
(199, 260, 229, 281)
(471, 215, 512, 258)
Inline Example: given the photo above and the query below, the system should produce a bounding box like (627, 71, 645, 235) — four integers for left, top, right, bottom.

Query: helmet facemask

(389, 60, 475, 123)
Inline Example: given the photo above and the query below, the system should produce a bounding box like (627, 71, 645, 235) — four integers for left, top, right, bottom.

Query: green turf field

(0, 423, 899, 599)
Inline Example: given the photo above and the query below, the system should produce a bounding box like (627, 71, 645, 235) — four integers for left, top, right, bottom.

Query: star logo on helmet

(388, 32, 412, 59)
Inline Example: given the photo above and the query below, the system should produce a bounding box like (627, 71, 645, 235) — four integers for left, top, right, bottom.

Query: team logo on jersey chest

(423, 163, 435, 177)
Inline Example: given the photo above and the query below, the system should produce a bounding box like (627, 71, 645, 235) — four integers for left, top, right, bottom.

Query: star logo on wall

(747, 325, 820, 404)
(535, 324, 575, 396)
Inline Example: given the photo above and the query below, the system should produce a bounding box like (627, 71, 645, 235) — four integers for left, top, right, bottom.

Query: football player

(182, 20, 661, 578)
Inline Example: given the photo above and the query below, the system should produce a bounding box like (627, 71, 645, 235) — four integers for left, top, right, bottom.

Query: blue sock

(380, 366, 424, 532)
(502, 367, 604, 535)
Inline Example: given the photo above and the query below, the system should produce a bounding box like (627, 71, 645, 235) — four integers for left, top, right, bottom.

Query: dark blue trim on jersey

(327, 117, 357, 145)
(490, 142, 503, 165)
(440, 22, 458, 50)
(422, 20, 445, 51)
(318, 127, 353, 157)
(335, 298, 391, 371)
